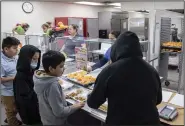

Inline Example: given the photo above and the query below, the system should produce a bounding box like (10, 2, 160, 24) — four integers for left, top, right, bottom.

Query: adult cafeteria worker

(87, 31, 120, 72)
(12, 23, 30, 35)
(42, 23, 52, 36)
(61, 24, 84, 56)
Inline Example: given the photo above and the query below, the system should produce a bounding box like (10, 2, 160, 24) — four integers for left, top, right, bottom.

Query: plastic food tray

(66, 87, 90, 102)
(99, 101, 108, 112)
(66, 78, 94, 87)
(66, 71, 95, 87)
(58, 79, 74, 90)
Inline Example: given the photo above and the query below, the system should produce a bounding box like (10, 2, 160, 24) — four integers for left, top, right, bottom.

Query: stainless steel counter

(59, 73, 164, 123)
(60, 78, 107, 122)
(41, 56, 163, 123)
(66, 98, 107, 122)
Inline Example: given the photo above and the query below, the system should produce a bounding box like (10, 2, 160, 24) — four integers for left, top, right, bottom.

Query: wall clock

(22, 2, 33, 14)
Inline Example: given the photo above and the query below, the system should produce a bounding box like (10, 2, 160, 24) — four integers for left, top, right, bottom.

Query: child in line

(33, 50, 84, 125)
(1, 37, 22, 125)
(13, 45, 42, 125)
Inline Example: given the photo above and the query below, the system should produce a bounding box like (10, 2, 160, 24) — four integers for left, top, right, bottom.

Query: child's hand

(1, 76, 15, 83)
(11, 76, 15, 80)
(65, 95, 70, 99)
(73, 102, 85, 109)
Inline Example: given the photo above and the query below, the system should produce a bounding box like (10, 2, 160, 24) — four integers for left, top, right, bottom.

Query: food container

(58, 79, 74, 90)
(99, 101, 108, 112)
(66, 70, 96, 87)
(66, 87, 91, 102)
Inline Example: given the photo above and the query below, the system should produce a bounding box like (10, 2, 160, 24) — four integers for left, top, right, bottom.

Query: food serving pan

(66, 86, 91, 102)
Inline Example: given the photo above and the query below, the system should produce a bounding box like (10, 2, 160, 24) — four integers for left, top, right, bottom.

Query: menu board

(75, 47, 88, 70)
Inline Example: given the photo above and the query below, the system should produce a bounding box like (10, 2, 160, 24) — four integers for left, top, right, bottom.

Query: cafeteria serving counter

(60, 75, 184, 125)
(59, 67, 167, 124)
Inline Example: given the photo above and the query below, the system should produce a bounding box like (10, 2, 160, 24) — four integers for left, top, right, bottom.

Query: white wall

(1, 1, 119, 34)
(121, 1, 183, 11)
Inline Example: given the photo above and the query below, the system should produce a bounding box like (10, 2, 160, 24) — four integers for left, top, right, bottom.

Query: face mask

(31, 61, 38, 69)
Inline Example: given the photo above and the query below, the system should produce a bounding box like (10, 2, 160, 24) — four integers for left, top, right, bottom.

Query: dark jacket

(13, 45, 41, 125)
(87, 31, 162, 125)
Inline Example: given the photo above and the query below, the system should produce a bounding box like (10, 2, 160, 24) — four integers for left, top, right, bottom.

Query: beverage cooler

(55, 17, 98, 38)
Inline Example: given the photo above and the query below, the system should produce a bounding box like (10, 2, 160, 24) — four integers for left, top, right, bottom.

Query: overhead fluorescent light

(74, 1, 104, 6)
(109, 3, 121, 7)
(114, 6, 121, 9)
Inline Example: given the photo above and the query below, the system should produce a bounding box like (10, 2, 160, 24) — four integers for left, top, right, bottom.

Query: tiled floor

(0, 69, 182, 125)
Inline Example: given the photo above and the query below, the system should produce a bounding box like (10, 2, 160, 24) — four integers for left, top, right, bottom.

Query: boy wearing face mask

(13, 45, 42, 125)
(33, 50, 85, 125)
(1, 37, 22, 125)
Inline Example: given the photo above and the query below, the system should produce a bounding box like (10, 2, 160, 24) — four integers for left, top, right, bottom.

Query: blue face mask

(31, 61, 38, 69)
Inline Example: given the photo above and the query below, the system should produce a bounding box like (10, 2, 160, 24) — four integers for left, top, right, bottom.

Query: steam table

(60, 69, 184, 125)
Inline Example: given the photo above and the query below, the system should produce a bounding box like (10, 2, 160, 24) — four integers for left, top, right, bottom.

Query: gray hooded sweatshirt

(33, 70, 78, 125)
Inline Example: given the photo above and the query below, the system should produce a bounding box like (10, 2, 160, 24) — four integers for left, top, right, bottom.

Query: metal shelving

(158, 17, 184, 93)
(178, 18, 184, 93)
(158, 17, 171, 86)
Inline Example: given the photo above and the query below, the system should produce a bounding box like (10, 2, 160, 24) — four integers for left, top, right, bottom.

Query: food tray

(66, 70, 96, 87)
(67, 78, 94, 87)
(66, 87, 90, 102)
(58, 79, 74, 90)
(99, 101, 108, 112)
(161, 46, 181, 49)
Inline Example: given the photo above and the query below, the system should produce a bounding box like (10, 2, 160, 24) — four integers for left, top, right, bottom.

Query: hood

(33, 70, 58, 95)
(17, 45, 41, 74)
(111, 31, 143, 63)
